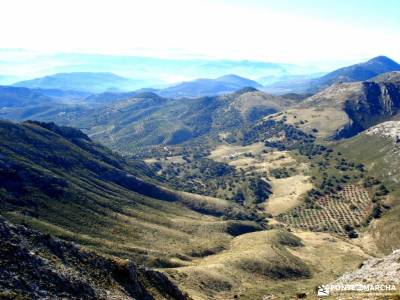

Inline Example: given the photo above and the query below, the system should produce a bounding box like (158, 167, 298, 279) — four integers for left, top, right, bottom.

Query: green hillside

(0, 120, 260, 265)
(334, 121, 400, 253)
(50, 90, 298, 154)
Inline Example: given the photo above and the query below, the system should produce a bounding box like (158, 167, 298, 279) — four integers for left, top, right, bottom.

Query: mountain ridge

(267, 71, 400, 139)
(263, 56, 400, 94)
(13, 72, 144, 93)
(156, 74, 262, 98)
(48, 89, 298, 152)
(311, 55, 400, 92)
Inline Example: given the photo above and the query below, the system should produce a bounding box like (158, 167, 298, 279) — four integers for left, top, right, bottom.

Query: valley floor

(165, 229, 370, 300)
(145, 141, 400, 299)
(2, 120, 399, 299)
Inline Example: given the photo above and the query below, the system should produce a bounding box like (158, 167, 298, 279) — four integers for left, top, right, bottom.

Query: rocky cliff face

(0, 217, 190, 300)
(336, 78, 400, 138)
(273, 73, 400, 140)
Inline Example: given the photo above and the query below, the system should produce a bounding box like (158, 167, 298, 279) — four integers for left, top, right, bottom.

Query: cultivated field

(209, 143, 265, 163)
(277, 185, 373, 234)
(265, 175, 313, 216)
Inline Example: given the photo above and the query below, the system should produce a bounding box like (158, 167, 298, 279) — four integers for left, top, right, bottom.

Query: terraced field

(277, 185, 373, 235)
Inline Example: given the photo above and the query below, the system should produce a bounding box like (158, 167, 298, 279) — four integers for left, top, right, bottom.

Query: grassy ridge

(45, 90, 298, 154)
(0, 120, 260, 268)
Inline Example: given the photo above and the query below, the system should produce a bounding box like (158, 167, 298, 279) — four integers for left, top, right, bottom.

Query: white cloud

(0, 0, 399, 65)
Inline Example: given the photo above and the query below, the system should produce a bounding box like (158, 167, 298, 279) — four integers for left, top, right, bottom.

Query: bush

(347, 230, 358, 239)
(372, 205, 382, 218)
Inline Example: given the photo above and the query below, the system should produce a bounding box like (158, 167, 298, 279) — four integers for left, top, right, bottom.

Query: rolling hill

(0, 85, 55, 107)
(0, 85, 89, 122)
(1, 87, 299, 153)
(83, 90, 155, 105)
(262, 73, 324, 94)
(50, 89, 299, 153)
(13, 72, 143, 93)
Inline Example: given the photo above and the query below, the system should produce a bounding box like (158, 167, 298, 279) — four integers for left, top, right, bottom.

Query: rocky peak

(366, 56, 400, 69)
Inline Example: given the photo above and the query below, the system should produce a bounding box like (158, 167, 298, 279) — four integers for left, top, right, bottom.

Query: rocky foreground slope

(365, 120, 400, 149)
(324, 250, 400, 299)
(330, 249, 400, 287)
(0, 217, 189, 300)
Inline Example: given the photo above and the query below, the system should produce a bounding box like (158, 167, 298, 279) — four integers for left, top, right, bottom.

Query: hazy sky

(0, 0, 399, 65)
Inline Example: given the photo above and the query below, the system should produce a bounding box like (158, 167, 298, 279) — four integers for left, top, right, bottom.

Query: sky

(0, 0, 399, 68)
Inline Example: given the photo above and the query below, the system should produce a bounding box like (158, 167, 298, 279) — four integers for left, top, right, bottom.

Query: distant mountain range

(5, 53, 400, 98)
(264, 56, 400, 94)
(2, 55, 400, 140)
(10, 72, 265, 99)
(1, 49, 319, 88)
(0, 85, 91, 121)
(311, 56, 400, 91)
(13, 72, 146, 93)
(2, 58, 400, 151)
(157, 74, 263, 98)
